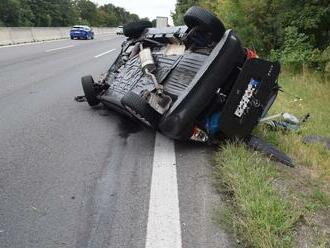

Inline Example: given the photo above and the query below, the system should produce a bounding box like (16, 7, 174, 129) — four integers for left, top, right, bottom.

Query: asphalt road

(0, 34, 233, 248)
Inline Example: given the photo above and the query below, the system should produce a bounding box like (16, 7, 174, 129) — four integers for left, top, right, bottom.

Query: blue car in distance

(70, 26, 94, 40)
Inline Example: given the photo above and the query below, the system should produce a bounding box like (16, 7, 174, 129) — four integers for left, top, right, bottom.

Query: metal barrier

(0, 27, 116, 46)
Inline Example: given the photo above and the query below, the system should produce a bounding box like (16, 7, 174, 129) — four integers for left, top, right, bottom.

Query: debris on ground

(303, 136, 330, 150)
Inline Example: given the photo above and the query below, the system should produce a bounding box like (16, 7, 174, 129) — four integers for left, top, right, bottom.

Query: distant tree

(97, 3, 140, 26)
(0, 0, 144, 28)
(173, 0, 330, 71)
(0, 0, 21, 26)
(172, 0, 201, 25)
(75, 0, 98, 26)
(151, 19, 157, 27)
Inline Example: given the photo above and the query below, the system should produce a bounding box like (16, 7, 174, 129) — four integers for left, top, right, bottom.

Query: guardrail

(0, 27, 116, 46)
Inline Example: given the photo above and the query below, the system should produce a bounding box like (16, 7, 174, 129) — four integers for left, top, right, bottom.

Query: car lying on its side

(78, 7, 293, 166)
(70, 25, 94, 40)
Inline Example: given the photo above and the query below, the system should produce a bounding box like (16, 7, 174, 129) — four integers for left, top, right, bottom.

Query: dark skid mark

(94, 105, 144, 139)
(118, 116, 144, 139)
(75, 138, 126, 248)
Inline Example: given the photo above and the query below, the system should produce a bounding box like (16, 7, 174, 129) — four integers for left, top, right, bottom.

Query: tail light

(190, 127, 209, 142)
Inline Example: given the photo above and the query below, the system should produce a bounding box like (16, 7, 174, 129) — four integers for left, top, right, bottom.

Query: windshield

(72, 26, 90, 31)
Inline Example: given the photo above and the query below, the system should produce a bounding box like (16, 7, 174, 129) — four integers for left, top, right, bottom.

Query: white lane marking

(146, 133, 182, 248)
(94, 49, 116, 58)
(45, 45, 74, 52)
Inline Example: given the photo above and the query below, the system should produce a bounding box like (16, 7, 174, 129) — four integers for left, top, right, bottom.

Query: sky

(93, 0, 177, 25)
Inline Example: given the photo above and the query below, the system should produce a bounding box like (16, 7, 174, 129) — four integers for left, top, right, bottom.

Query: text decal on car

(234, 79, 260, 118)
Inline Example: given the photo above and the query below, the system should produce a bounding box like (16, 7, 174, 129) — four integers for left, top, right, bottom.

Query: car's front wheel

(121, 91, 161, 129)
(81, 75, 100, 106)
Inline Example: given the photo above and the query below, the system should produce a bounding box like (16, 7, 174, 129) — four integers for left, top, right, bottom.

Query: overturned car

(79, 7, 292, 165)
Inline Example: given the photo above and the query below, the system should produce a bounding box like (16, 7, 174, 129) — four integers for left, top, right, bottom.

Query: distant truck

(156, 16, 168, 28)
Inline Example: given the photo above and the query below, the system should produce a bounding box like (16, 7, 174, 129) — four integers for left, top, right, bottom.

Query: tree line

(0, 0, 141, 27)
(173, 0, 330, 73)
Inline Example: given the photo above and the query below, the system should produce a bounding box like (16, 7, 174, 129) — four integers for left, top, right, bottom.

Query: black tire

(123, 21, 152, 39)
(81, 75, 100, 106)
(183, 6, 225, 42)
(70, 36, 74, 40)
(121, 91, 161, 129)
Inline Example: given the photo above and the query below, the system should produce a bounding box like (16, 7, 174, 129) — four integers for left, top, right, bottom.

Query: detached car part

(77, 7, 293, 166)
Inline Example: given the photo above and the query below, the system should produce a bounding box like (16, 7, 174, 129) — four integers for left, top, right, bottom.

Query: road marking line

(45, 45, 74, 52)
(146, 133, 182, 248)
(94, 49, 116, 58)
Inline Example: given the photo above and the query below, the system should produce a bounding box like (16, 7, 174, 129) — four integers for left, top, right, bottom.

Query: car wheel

(121, 91, 161, 129)
(123, 21, 152, 39)
(70, 36, 74, 40)
(183, 6, 225, 42)
(81, 75, 100, 106)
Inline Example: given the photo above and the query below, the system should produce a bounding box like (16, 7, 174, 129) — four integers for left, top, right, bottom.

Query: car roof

(73, 25, 90, 29)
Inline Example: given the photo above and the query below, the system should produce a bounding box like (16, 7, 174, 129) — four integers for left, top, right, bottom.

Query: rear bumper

(70, 32, 89, 38)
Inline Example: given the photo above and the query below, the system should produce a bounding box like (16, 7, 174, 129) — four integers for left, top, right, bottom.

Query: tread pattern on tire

(183, 6, 225, 42)
(81, 75, 100, 106)
(121, 91, 161, 129)
(123, 21, 152, 38)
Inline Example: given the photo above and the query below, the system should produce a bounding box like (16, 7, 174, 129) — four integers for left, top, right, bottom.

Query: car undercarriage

(77, 6, 293, 166)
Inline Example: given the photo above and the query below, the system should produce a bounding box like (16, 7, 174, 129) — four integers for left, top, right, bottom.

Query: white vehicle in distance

(116, 26, 123, 35)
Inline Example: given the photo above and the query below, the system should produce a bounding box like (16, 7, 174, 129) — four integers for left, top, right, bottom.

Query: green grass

(303, 187, 330, 211)
(255, 71, 330, 179)
(215, 144, 298, 247)
(215, 72, 330, 247)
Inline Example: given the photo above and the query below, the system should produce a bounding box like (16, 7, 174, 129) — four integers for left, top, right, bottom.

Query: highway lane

(0, 34, 233, 247)
(0, 34, 121, 98)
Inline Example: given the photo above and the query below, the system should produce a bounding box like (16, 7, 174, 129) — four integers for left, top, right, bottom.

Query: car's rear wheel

(81, 75, 100, 106)
(123, 21, 152, 39)
(70, 36, 74, 40)
(183, 6, 225, 42)
(121, 91, 161, 129)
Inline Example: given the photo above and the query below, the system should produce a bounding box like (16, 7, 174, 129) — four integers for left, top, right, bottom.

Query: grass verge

(215, 144, 297, 247)
(215, 71, 330, 247)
